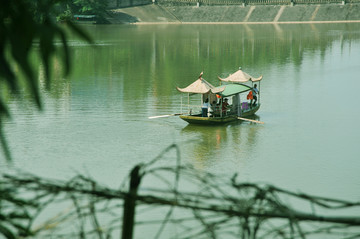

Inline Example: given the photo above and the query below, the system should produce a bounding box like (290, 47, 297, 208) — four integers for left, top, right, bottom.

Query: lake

(2, 23, 360, 228)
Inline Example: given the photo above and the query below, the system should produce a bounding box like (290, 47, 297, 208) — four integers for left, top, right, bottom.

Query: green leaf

(39, 20, 56, 90)
(0, 224, 16, 239)
(55, 25, 71, 76)
(0, 55, 17, 92)
(8, 2, 42, 110)
(0, 98, 10, 119)
(0, 125, 12, 162)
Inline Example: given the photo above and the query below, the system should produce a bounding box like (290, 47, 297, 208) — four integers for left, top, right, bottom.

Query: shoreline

(132, 20, 360, 24)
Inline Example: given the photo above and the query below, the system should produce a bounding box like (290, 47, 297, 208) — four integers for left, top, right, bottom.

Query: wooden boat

(176, 69, 262, 125)
(179, 104, 260, 125)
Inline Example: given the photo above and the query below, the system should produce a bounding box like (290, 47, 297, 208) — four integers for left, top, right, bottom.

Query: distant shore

(109, 4, 360, 24)
(133, 20, 360, 24)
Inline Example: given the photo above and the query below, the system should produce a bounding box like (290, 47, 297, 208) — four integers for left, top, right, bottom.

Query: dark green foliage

(59, 0, 110, 23)
(0, 0, 92, 162)
(0, 1, 93, 235)
(74, 0, 108, 15)
(0, 185, 35, 239)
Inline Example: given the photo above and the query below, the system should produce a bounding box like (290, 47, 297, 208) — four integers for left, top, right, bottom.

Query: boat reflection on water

(180, 116, 262, 170)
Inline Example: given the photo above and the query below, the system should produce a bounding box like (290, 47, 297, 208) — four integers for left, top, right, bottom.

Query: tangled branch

(1, 144, 359, 238)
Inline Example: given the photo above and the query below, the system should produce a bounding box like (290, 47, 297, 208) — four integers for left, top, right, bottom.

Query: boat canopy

(218, 69, 262, 83)
(217, 84, 252, 97)
(176, 78, 225, 94)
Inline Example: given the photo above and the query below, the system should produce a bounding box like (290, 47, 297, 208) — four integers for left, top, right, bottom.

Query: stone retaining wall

(109, 3, 360, 23)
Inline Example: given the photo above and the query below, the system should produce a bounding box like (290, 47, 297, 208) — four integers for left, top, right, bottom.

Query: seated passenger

(252, 84, 259, 106)
(222, 98, 229, 114)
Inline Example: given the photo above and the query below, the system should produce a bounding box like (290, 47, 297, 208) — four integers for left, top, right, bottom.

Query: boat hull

(180, 104, 260, 125)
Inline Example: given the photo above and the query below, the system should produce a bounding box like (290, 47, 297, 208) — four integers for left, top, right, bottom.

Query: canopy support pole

(188, 93, 190, 114)
(258, 82, 261, 104)
(181, 95, 183, 113)
(220, 99, 223, 117)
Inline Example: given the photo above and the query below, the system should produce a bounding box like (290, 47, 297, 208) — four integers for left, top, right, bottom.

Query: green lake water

(2, 23, 360, 203)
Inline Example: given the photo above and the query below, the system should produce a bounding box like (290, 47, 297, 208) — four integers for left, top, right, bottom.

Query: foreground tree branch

(1, 145, 360, 238)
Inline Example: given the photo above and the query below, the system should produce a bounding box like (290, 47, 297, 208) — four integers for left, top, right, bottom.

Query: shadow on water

(111, 12, 138, 23)
(180, 116, 263, 169)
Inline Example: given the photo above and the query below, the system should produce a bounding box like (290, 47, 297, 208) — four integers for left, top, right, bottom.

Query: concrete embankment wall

(109, 3, 360, 23)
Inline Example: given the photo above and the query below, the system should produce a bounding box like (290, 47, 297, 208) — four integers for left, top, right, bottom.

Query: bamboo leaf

(0, 224, 16, 239)
(56, 26, 71, 76)
(0, 125, 12, 162)
(39, 20, 56, 90)
(8, 3, 41, 110)
(0, 99, 10, 119)
(0, 61, 16, 92)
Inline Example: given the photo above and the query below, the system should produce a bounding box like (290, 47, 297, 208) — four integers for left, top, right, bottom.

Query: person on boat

(202, 98, 210, 117)
(247, 90, 253, 105)
(222, 98, 229, 115)
(252, 84, 259, 106)
(210, 100, 217, 116)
